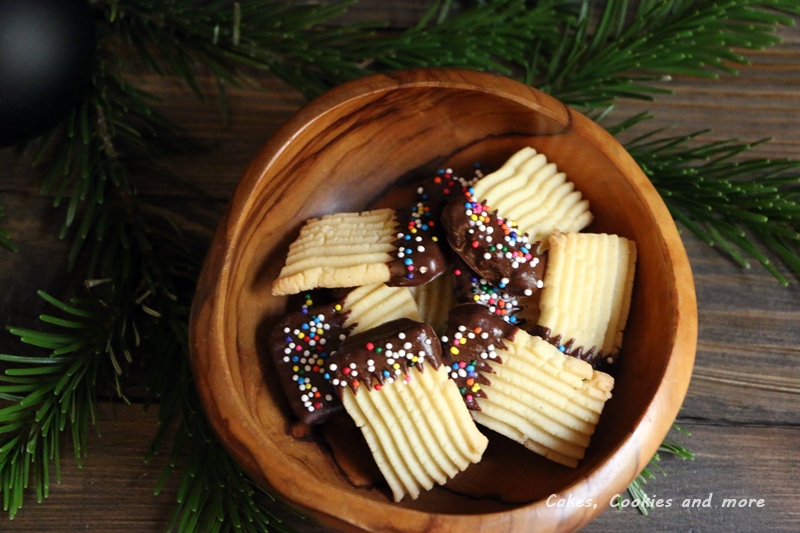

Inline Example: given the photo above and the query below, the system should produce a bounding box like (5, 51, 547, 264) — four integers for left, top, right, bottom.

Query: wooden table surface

(2, 4, 800, 532)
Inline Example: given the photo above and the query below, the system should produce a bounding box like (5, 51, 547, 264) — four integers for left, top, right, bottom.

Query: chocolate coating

(534, 326, 611, 370)
(440, 304, 518, 410)
(387, 203, 447, 286)
(269, 301, 352, 425)
(327, 319, 442, 395)
(451, 256, 522, 322)
(415, 167, 484, 218)
(441, 194, 547, 296)
(285, 288, 337, 314)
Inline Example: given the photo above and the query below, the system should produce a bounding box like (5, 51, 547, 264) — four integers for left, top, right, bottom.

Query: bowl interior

(200, 71, 690, 531)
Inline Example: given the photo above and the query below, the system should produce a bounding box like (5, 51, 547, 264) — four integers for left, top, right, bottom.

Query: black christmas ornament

(0, 0, 96, 147)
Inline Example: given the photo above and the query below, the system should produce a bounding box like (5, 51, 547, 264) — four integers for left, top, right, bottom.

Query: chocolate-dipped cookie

(471, 146, 593, 243)
(327, 318, 440, 391)
(388, 202, 446, 286)
(441, 194, 547, 296)
(270, 280, 430, 425)
(439, 304, 518, 411)
(326, 319, 488, 502)
(451, 256, 522, 323)
(440, 304, 614, 468)
(535, 231, 637, 369)
(273, 207, 447, 295)
(415, 166, 483, 218)
(269, 300, 352, 425)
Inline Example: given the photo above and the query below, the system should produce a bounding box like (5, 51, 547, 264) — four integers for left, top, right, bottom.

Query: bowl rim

(190, 67, 698, 533)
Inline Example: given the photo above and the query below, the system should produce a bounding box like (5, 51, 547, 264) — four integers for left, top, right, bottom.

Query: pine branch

(622, 424, 694, 515)
(26, 56, 201, 272)
(0, 184, 288, 528)
(337, 0, 565, 82)
(611, 113, 800, 285)
(8, 2, 314, 527)
(148, 351, 296, 533)
(536, 0, 800, 109)
(101, 0, 361, 99)
(125, 207, 296, 532)
(101, 0, 567, 99)
(0, 291, 134, 518)
(20, 45, 294, 526)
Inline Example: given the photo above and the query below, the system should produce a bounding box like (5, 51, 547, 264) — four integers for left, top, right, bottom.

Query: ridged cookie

(415, 166, 484, 221)
(408, 271, 457, 333)
(471, 147, 593, 243)
(270, 284, 422, 424)
(328, 319, 488, 501)
(441, 304, 613, 468)
(536, 231, 637, 368)
(441, 194, 547, 296)
(342, 283, 423, 335)
(273, 205, 446, 295)
(451, 257, 522, 323)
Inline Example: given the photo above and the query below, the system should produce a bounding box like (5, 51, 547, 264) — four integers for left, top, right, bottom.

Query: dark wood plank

(583, 421, 800, 533)
(4, 404, 176, 533)
(609, 25, 800, 159)
(678, 236, 800, 426)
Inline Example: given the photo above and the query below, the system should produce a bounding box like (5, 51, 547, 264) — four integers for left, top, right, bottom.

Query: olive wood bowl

(189, 68, 697, 533)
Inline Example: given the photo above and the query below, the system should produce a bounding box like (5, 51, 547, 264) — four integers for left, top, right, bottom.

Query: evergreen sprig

(337, 0, 564, 85)
(622, 424, 695, 516)
(536, 0, 800, 109)
(105, 0, 361, 100)
(2, 0, 800, 529)
(150, 360, 295, 533)
(28, 59, 198, 273)
(104, 0, 567, 99)
(0, 292, 122, 518)
(610, 113, 800, 284)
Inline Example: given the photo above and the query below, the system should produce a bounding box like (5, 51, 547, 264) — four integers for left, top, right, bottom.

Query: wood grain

(0, 4, 799, 532)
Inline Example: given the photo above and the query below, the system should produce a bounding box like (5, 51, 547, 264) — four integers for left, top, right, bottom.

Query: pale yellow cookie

(408, 270, 457, 333)
(273, 208, 445, 295)
(342, 284, 423, 335)
(441, 305, 613, 468)
(273, 209, 397, 295)
(537, 231, 637, 366)
(471, 147, 593, 243)
(342, 364, 488, 500)
(330, 320, 488, 502)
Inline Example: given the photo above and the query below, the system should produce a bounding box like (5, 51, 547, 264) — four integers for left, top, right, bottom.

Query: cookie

(341, 283, 423, 335)
(441, 194, 547, 296)
(415, 166, 484, 220)
(441, 304, 614, 468)
(272, 206, 446, 295)
(451, 256, 522, 323)
(270, 300, 352, 425)
(327, 319, 488, 501)
(270, 284, 422, 424)
(408, 271, 457, 333)
(536, 231, 637, 368)
(471, 147, 593, 243)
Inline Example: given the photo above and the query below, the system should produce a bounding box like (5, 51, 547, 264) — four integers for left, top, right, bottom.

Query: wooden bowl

(189, 68, 697, 533)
